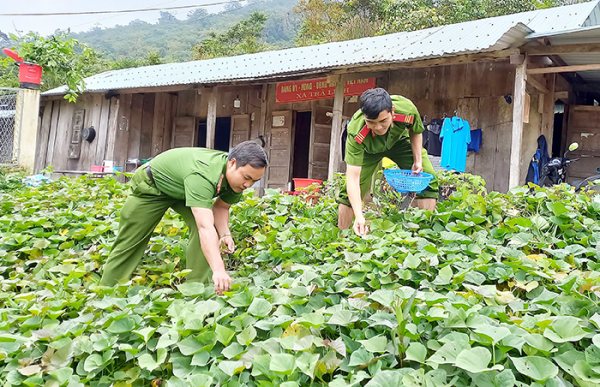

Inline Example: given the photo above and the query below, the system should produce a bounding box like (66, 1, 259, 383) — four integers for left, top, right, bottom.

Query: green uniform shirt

(149, 147, 242, 208)
(345, 95, 424, 166)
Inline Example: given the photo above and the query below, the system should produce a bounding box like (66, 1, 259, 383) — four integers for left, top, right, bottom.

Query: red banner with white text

(276, 77, 376, 103)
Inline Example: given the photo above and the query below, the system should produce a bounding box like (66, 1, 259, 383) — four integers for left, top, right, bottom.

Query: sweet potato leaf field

(1, 173, 600, 387)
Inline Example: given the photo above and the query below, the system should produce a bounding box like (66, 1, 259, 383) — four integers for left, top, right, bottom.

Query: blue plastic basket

(383, 169, 434, 193)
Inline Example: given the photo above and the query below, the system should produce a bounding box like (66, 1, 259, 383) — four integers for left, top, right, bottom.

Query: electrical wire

(0, 1, 245, 17)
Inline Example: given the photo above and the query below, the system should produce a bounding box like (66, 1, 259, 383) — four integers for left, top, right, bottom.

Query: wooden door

(566, 106, 600, 182)
(230, 114, 251, 148)
(309, 106, 332, 180)
(266, 110, 292, 189)
(172, 117, 196, 148)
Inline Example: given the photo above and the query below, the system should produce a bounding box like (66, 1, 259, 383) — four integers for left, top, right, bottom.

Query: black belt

(145, 165, 155, 185)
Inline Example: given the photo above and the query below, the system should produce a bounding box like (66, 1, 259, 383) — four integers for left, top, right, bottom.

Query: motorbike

(539, 143, 600, 192)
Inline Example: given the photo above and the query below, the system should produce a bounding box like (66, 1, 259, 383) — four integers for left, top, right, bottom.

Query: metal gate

(0, 88, 24, 166)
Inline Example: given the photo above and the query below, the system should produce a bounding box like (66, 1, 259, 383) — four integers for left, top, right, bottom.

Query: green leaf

(176, 282, 205, 297)
(296, 352, 319, 378)
(369, 290, 396, 307)
(215, 324, 235, 345)
(511, 356, 558, 382)
(471, 370, 516, 387)
(222, 342, 245, 359)
(138, 353, 163, 372)
(48, 367, 73, 385)
(454, 347, 493, 373)
(186, 375, 213, 386)
(191, 351, 211, 366)
(270, 353, 296, 375)
(432, 265, 453, 285)
(574, 360, 600, 383)
(405, 342, 427, 363)
(348, 347, 374, 367)
(328, 311, 355, 326)
(83, 353, 104, 372)
(178, 337, 204, 356)
(365, 370, 410, 387)
(299, 312, 325, 328)
(358, 335, 388, 353)
(156, 330, 179, 349)
(107, 316, 136, 333)
(543, 316, 588, 343)
(547, 202, 569, 216)
(226, 291, 254, 307)
(237, 325, 257, 346)
(428, 341, 471, 365)
(133, 327, 156, 343)
(218, 360, 245, 376)
(474, 325, 512, 345)
(248, 297, 272, 318)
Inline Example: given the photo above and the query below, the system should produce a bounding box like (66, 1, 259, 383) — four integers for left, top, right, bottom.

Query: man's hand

(412, 161, 423, 174)
(353, 214, 368, 237)
(212, 270, 232, 295)
(220, 235, 235, 254)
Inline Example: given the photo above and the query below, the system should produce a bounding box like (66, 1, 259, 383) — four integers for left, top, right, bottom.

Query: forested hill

(70, 0, 300, 62)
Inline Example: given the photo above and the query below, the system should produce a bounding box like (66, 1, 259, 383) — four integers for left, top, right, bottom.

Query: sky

(0, 0, 236, 36)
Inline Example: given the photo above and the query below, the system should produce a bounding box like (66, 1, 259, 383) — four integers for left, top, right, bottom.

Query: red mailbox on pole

(3, 48, 43, 90)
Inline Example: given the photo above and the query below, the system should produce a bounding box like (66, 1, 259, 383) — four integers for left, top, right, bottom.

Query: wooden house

(39, 1, 600, 192)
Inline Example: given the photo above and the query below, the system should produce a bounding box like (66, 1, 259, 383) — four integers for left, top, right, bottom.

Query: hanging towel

(467, 129, 482, 152)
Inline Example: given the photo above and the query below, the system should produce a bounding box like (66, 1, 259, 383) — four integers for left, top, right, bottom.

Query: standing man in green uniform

(338, 88, 438, 236)
(100, 141, 268, 294)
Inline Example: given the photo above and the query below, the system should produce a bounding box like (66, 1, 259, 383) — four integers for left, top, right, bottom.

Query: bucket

(19, 63, 43, 89)
(293, 178, 323, 191)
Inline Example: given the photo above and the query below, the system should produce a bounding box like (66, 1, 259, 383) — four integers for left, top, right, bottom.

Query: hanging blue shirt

(440, 117, 471, 172)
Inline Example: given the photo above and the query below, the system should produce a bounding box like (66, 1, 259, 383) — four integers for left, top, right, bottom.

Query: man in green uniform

(100, 141, 267, 294)
(338, 88, 438, 236)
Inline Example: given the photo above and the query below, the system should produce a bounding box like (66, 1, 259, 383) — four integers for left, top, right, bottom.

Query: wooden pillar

(258, 84, 268, 137)
(509, 58, 527, 189)
(16, 89, 41, 172)
(328, 75, 345, 180)
(206, 88, 217, 149)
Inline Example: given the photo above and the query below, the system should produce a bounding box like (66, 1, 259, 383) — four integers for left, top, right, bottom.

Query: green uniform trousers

(337, 139, 439, 206)
(100, 166, 211, 286)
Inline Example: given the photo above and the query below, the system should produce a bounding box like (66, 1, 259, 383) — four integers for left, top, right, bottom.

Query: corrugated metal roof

(529, 23, 600, 83)
(43, 0, 600, 96)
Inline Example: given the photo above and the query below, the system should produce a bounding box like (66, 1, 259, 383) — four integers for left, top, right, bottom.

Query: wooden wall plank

(46, 100, 61, 167)
(113, 94, 132, 168)
(127, 94, 144, 167)
(52, 100, 75, 170)
(495, 122, 513, 192)
(95, 97, 111, 165)
(465, 62, 492, 97)
(140, 93, 155, 159)
(177, 90, 197, 116)
(78, 95, 103, 170)
(35, 102, 52, 173)
(491, 60, 515, 97)
(104, 97, 120, 164)
(152, 93, 167, 156)
(429, 66, 448, 99)
(447, 64, 467, 98)
(163, 93, 177, 150)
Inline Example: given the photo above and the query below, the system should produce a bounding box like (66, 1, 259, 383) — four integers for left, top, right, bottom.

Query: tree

(0, 32, 102, 101)
(192, 12, 270, 60)
(158, 11, 176, 24)
(294, 0, 589, 43)
(187, 8, 209, 21)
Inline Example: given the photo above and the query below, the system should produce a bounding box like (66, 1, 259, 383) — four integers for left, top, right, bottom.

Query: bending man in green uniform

(100, 141, 267, 294)
(338, 88, 438, 236)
